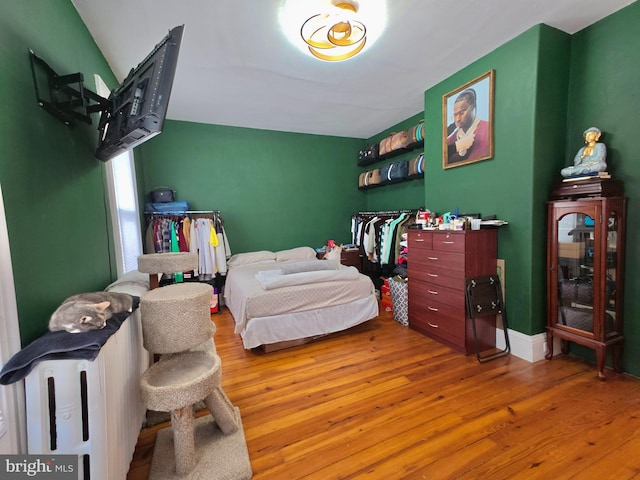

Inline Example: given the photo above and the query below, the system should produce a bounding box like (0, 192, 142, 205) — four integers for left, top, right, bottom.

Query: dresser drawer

(409, 281, 465, 308)
(409, 250, 465, 275)
(408, 300, 465, 348)
(432, 232, 465, 253)
(408, 230, 432, 250)
(410, 266, 465, 290)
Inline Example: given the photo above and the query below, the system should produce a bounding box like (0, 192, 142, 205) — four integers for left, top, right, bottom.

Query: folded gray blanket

(0, 297, 139, 385)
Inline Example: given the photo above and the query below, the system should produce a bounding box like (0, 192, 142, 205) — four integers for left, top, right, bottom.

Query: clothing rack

(145, 210, 224, 228)
(355, 209, 418, 216)
(144, 209, 229, 313)
(146, 210, 221, 216)
(352, 210, 417, 282)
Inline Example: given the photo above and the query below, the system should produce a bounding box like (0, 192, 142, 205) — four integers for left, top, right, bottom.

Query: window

(96, 75, 143, 275)
(105, 152, 143, 274)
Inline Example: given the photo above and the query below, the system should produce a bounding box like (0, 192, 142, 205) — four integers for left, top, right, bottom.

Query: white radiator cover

(25, 277, 150, 480)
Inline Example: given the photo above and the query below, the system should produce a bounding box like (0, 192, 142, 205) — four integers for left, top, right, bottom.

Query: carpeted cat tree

(138, 253, 252, 479)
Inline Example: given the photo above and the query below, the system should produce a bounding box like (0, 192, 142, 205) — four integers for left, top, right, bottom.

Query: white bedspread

(224, 261, 375, 335)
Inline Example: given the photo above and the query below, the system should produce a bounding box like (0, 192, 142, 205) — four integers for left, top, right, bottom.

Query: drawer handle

(442, 241, 454, 245)
(428, 306, 439, 312)
(414, 239, 424, 242)
(427, 290, 438, 295)
(427, 256, 439, 261)
(428, 273, 438, 277)
(427, 322, 439, 328)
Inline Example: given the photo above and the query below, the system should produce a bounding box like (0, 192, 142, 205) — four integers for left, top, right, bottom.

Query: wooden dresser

(340, 248, 362, 271)
(407, 228, 498, 355)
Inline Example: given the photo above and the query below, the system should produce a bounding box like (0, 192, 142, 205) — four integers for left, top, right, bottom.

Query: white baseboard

(496, 328, 557, 363)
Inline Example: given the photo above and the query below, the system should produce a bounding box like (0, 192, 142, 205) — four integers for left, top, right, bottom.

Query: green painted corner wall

(137, 112, 428, 257)
(0, 1, 119, 345)
(530, 26, 572, 336)
(566, 1, 640, 374)
(417, 3, 640, 376)
(137, 121, 366, 253)
(423, 25, 571, 337)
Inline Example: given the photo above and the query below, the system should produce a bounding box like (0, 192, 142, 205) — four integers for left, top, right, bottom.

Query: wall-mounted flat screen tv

(95, 25, 184, 161)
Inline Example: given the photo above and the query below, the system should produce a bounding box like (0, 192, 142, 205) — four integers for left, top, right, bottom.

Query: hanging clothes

(145, 210, 231, 279)
(352, 210, 418, 278)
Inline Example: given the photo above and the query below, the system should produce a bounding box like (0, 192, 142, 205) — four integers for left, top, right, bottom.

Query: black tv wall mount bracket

(29, 49, 110, 126)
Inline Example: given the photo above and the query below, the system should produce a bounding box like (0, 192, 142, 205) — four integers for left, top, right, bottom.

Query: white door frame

(0, 182, 27, 453)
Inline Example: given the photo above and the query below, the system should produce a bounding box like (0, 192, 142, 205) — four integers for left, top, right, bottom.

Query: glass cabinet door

(605, 210, 621, 338)
(555, 212, 595, 335)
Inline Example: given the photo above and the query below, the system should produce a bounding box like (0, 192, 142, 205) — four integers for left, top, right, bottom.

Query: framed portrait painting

(442, 70, 494, 169)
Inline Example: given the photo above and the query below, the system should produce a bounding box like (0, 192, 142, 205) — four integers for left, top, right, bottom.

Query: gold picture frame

(442, 70, 495, 169)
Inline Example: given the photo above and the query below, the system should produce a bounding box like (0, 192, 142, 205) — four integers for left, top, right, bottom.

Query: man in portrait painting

(446, 88, 490, 164)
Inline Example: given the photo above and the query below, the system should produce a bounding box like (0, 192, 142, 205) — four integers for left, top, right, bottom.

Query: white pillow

(280, 260, 340, 275)
(275, 246, 317, 263)
(227, 250, 276, 267)
(104, 270, 150, 296)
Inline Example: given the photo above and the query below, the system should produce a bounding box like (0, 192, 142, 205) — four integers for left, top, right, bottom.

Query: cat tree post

(137, 252, 245, 478)
(171, 406, 196, 475)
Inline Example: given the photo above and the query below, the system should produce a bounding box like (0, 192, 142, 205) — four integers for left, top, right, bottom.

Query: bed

(223, 247, 378, 350)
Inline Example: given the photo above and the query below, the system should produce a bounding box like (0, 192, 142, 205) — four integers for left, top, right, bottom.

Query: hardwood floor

(127, 306, 640, 479)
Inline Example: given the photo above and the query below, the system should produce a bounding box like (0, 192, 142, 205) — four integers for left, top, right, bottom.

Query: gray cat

(48, 292, 134, 333)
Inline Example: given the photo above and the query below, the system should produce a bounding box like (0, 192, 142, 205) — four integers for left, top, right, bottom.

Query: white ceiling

(71, 0, 635, 139)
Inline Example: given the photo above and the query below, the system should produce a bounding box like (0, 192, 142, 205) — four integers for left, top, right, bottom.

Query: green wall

(418, 3, 640, 376)
(565, 1, 640, 373)
(0, 1, 118, 345)
(137, 121, 366, 253)
(531, 26, 573, 338)
(423, 25, 571, 337)
(138, 111, 428, 256)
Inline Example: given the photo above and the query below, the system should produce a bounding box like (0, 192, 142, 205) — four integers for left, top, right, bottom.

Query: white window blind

(95, 75, 143, 275)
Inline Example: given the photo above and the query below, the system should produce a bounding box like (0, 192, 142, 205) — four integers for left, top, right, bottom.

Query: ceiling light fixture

(300, 2, 366, 62)
(279, 0, 387, 63)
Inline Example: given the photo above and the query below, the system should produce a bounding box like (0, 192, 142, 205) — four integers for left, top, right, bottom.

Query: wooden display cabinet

(546, 190, 627, 380)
